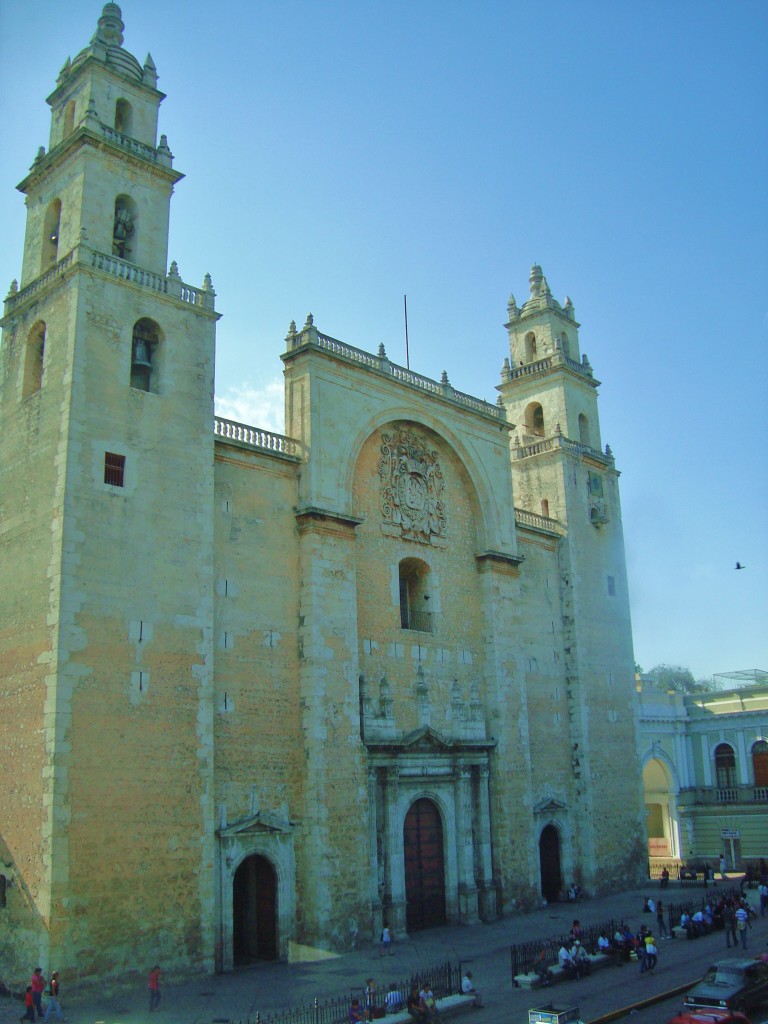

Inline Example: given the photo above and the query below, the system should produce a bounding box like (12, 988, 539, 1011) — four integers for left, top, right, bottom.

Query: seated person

(558, 943, 578, 980)
(597, 931, 611, 956)
(531, 951, 553, 986)
(350, 1000, 367, 1024)
(691, 910, 705, 936)
(406, 987, 429, 1024)
(385, 985, 404, 1013)
(571, 941, 591, 977)
(419, 986, 440, 1024)
(460, 972, 482, 1006)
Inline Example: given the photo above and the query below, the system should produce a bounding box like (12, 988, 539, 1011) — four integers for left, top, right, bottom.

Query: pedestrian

(30, 969, 45, 1020)
(723, 901, 737, 948)
(364, 979, 377, 1021)
(20, 987, 35, 1024)
(380, 922, 394, 956)
(42, 973, 63, 1023)
(645, 936, 658, 973)
(149, 965, 161, 1011)
(719, 854, 727, 880)
(660, 867, 669, 888)
(759, 880, 768, 917)
(735, 904, 749, 949)
(656, 899, 668, 938)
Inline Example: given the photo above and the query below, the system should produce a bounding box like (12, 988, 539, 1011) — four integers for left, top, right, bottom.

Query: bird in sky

(735, 562, 745, 570)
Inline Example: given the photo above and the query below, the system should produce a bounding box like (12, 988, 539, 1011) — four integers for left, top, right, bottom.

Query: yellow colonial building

(638, 673, 768, 873)
(0, 4, 644, 985)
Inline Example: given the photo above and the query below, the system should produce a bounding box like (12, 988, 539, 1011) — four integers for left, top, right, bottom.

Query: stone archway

(404, 798, 446, 931)
(233, 853, 278, 963)
(539, 824, 562, 903)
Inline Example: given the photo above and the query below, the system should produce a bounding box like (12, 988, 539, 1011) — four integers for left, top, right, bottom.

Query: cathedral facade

(0, 5, 645, 985)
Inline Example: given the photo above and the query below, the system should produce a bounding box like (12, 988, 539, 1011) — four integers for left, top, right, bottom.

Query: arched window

(752, 740, 768, 787)
(524, 402, 545, 437)
(115, 98, 133, 135)
(113, 195, 137, 261)
(540, 499, 549, 518)
(399, 558, 432, 632)
(524, 332, 537, 362)
(578, 414, 590, 446)
(560, 332, 571, 358)
(0, 874, 6, 909)
(23, 322, 46, 398)
(42, 199, 61, 269)
(130, 318, 161, 393)
(714, 743, 737, 789)
(63, 100, 76, 137)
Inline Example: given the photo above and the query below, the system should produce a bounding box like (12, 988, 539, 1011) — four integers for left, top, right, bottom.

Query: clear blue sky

(2, 1, 766, 681)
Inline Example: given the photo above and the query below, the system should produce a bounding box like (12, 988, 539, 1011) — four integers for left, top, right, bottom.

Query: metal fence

(510, 884, 745, 982)
(245, 960, 461, 1024)
(510, 919, 621, 981)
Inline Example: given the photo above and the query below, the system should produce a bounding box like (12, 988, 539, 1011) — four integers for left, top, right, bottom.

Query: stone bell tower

(498, 266, 645, 893)
(0, 4, 219, 981)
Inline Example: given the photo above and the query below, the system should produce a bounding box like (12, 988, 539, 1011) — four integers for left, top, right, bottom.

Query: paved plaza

(3, 882, 767, 1024)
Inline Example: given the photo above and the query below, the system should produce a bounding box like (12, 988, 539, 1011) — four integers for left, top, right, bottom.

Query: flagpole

(404, 294, 410, 370)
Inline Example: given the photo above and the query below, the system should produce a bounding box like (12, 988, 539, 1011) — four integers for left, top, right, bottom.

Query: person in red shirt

(149, 966, 161, 1011)
(30, 969, 45, 1020)
(20, 986, 35, 1023)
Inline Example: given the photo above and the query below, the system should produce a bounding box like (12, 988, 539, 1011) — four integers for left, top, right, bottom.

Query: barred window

(104, 452, 126, 487)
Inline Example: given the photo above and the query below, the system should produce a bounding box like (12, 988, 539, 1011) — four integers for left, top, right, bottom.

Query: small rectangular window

(104, 452, 126, 487)
(607, 575, 616, 596)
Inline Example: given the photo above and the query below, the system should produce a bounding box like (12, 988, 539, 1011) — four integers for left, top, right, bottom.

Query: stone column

(454, 763, 479, 923)
(475, 764, 497, 920)
(384, 766, 406, 936)
(295, 509, 368, 947)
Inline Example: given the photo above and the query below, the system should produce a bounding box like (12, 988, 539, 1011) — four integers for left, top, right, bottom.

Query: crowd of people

(18, 969, 63, 1024)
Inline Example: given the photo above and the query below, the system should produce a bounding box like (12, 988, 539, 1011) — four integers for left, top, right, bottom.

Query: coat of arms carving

(379, 427, 446, 543)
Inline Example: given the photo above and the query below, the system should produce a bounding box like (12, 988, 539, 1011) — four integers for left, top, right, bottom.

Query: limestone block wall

(354, 421, 487, 737)
(0, 291, 71, 973)
(49, 272, 217, 978)
(212, 450, 302, 825)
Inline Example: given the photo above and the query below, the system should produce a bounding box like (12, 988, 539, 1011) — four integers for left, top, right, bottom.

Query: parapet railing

(4, 245, 217, 317)
(214, 416, 300, 459)
(286, 323, 506, 423)
(514, 433, 614, 466)
(514, 508, 564, 534)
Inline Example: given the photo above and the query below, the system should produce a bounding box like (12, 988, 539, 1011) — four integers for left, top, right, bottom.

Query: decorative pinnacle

(304, 313, 314, 328)
(95, 4, 125, 48)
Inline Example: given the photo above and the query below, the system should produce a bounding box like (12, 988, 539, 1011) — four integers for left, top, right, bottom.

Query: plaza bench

(514, 953, 613, 989)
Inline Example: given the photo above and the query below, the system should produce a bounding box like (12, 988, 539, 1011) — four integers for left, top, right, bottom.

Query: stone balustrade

(4, 245, 216, 317)
(214, 417, 300, 459)
(514, 433, 614, 465)
(290, 328, 505, 422)
(678, 784, 768, 805)
(99, 123, 172, 167)
(514, 508, 564, 534)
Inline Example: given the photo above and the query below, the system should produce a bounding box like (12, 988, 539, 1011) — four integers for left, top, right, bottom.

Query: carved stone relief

(379, 426, 446, 543)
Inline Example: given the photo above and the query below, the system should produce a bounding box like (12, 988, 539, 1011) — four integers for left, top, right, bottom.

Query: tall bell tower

(498, 266, 644, 893)
(0, 4, 219, 979)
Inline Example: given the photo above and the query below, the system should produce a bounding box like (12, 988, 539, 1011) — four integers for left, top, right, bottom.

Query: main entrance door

(233, 854, 278, 963)
(404, 798, 446, 931)
(539, 825, 562, 903)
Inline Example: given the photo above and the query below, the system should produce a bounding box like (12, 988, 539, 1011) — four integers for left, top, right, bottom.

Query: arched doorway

(539, 825, 562, 902)
(404, 798, 446, 931)
(233, 854, 278, 964)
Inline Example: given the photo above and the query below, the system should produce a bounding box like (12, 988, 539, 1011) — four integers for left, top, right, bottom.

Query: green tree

(648, 664, 715, 694)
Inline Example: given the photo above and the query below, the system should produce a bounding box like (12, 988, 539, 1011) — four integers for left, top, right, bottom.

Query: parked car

(668, 1010, 751, 1024)
(684, 958, 768, 1014)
